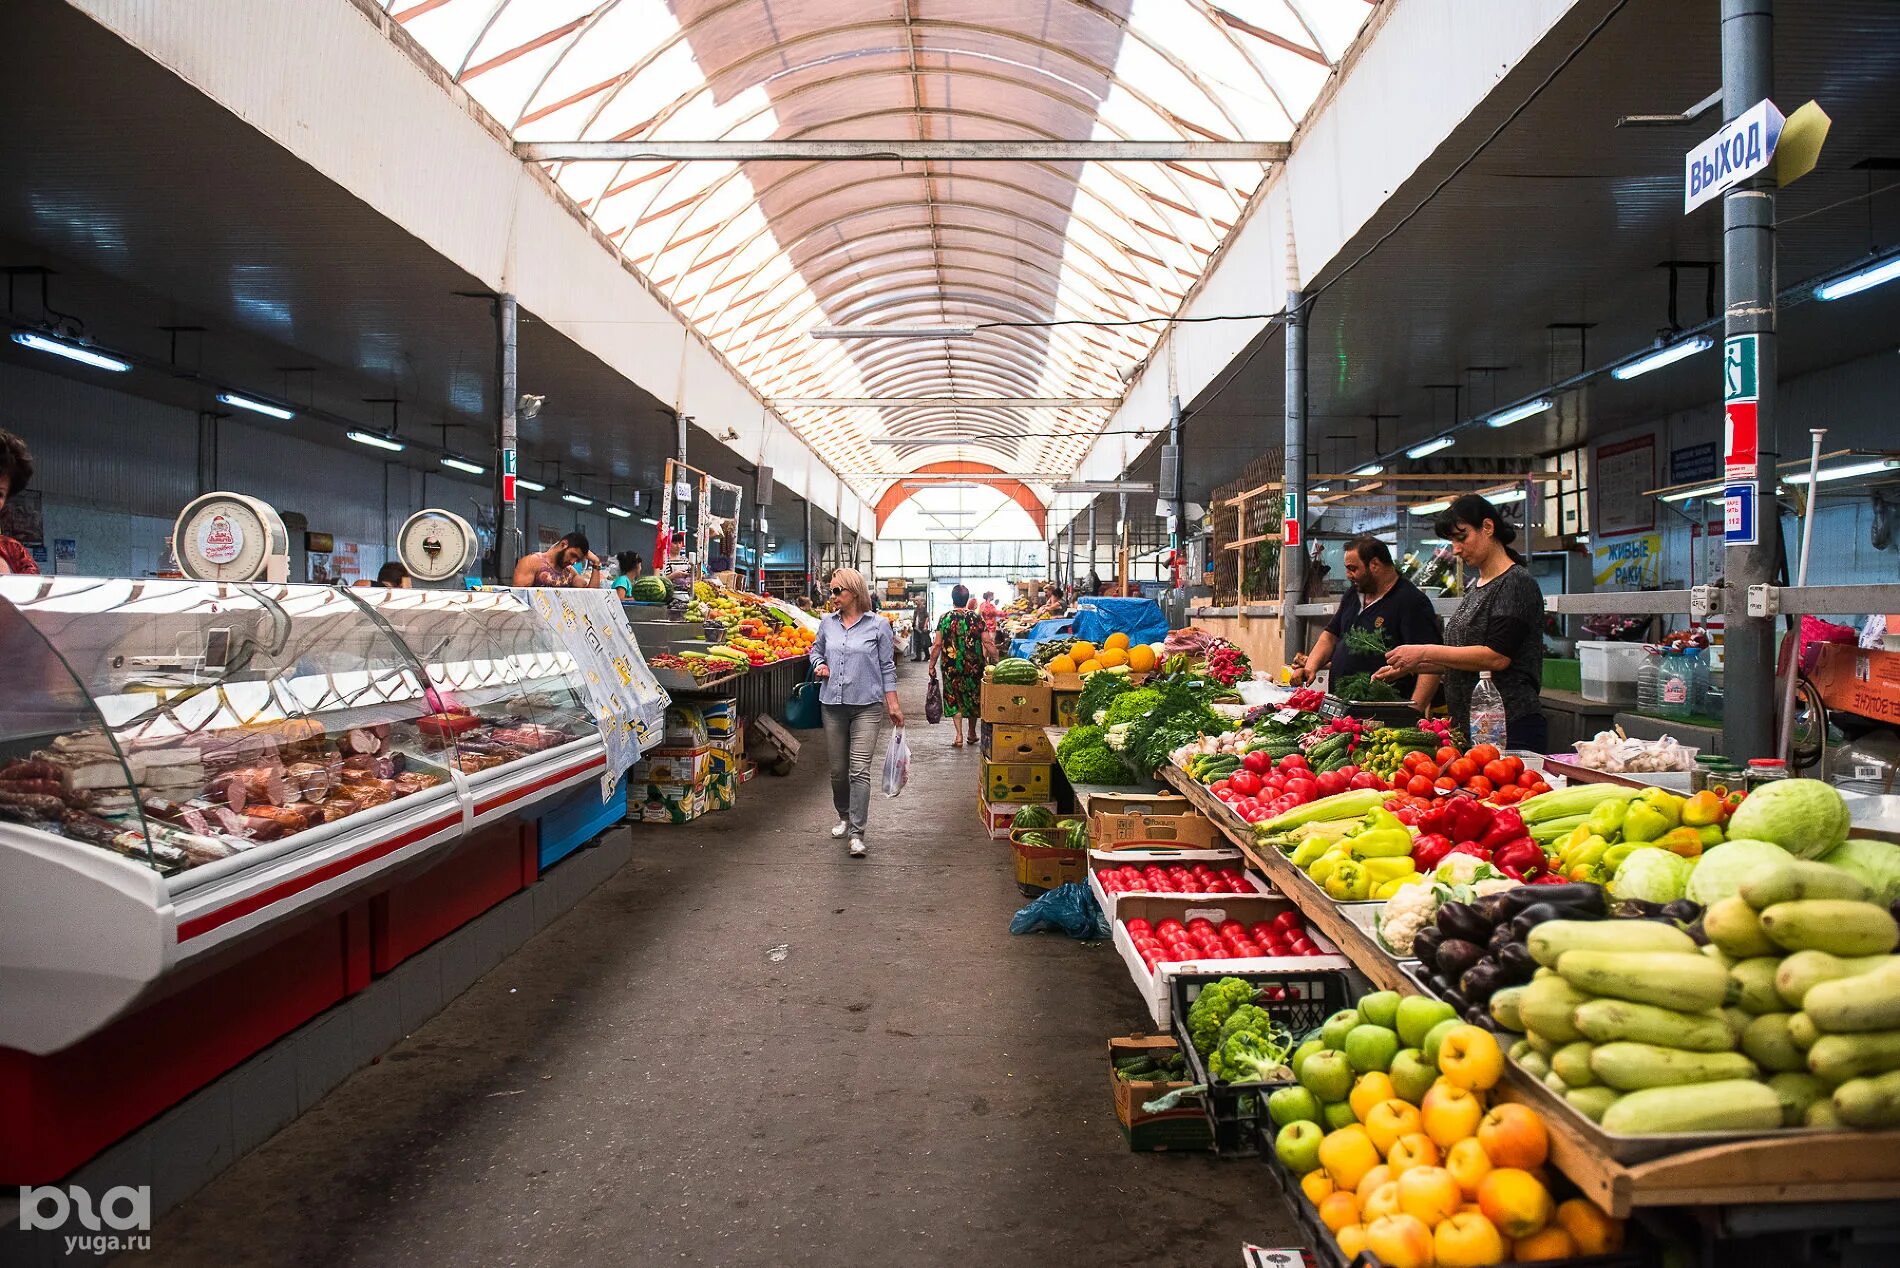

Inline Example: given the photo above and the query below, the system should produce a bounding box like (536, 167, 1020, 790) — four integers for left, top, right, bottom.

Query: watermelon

(992, 657, 1042, 685)
(630, 575, 670, 602)
(1013, 804, 1056, 831)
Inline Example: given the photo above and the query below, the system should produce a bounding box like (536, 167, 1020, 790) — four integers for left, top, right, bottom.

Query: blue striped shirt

(809, 611, 898, 706)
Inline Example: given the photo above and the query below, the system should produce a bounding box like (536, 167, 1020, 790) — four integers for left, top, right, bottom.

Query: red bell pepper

(1477, 808, 1527, 854)
(1530, 870, 1574, 884)
(1446, 840, 1489, 862)
(1417, 802, 1450, 837)
(1410, 833, 1454, 870)
(1444, 797, 1494, 846)
(1490, 837, 1545, 880)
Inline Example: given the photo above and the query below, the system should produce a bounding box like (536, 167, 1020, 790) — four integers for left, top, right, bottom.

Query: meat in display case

(0, 578, 616, 1054)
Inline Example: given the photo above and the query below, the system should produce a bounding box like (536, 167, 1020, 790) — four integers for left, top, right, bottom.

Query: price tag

(1271, 707, 1300, 725)
(1855, 764, 1882, 783)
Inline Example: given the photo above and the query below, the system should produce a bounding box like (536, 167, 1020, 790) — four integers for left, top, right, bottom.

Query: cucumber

(1589, 1042, 1759, 1091)
(1566, 1085, 1620, 1123)
(1776, 951, 1900, 1009)
(1740, 858, 1874, 910)
(1801, 961, 1900, 1033)
(1758, 900, 1900, 957)
(1551, 1042, 1597, 1087)
(1556, 949, 1731, 1012)
(1767, 1071, 1832, 1126)
(1808, 1030, 1900, 1084)
(1730, 957, 1785, 1015)
(1833, 1069, 1900, 1129)
(1519, 975, 1592, 1045)
(1703, 896, 1779, 959)
(1741, 1013, 1809, 1073)
(1788, 1012, 1820, 1052)
(1571, 999, 1737, 1053)
(1598, 1080, 1783, 1135)
(1490, 985, 1528, 1033)
(1528, 919, 1695, 969)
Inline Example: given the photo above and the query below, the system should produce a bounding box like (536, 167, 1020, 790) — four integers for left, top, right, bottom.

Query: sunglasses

(829, 586, 845, 595)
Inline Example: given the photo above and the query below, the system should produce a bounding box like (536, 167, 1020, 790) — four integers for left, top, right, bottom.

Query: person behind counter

(1375, 494, 1547, 751)
(511, 532, 602, 588)
(375, 561, 411, 589)
(610, 551, 644, 597)
(0, 429, 39, 576)
(808, 567, 903, 858)
(1289, 535, 1440, 711)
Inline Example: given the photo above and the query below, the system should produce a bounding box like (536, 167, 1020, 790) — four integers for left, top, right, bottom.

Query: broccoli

(1102, 688, 1164, 728)
(1186, 977, 1256, 1055)
(1058, 739, 1133, 786)
(1209, 1027, 1295, 1085)
(1215, 1003, 1274, 1050)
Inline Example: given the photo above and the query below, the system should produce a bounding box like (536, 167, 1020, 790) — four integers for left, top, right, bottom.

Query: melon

(1105, 632, 1131, 651)
(1079, 659, 1104, 674)
(1047, 655, 1078, 674)
(1069, 641, 1097, 663)
(1097, 647, 1128, 668)
(1128, 645, 1157, 673)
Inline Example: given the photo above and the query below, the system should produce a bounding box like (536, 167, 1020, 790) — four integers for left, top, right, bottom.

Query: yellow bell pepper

(1364, 856, 1418, 884)
(1681, 790, 1725, 828)
(1349, 827, 1415, 859)
(1323, 859, 1371, 901)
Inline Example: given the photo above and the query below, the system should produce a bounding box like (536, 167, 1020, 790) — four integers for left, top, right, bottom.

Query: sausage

(0, 778, 68, 800)
(347, 729, 380, 754)
(240, 814, 284, 841)
(0, 758, 65, 783)
(0, 789, 67, 817)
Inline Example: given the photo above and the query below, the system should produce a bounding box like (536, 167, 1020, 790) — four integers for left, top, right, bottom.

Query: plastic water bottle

(1470, 671, 1508, 750)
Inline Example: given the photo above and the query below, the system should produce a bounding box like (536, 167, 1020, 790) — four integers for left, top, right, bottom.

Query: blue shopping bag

(784, 679, 823, 730)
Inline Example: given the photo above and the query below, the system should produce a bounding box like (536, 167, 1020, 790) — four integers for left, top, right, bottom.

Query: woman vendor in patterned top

(0, 429, 40, 576)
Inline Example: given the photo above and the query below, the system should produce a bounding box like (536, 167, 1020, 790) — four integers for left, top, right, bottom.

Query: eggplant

(1438, 986, 1471, 1015)
(1662, 898, 1704, 926)
(1501, 882, 1606, 917)
(1412, 926, 1446, 966)
(1487, 922, 1519, 955)
(1473, 892, 1518, 928)
(1460, 959, 1506, 1003)
(1685, 917, 1711, 946)
(1497, 941, 1539, 984)
(1614, 898, 1669, 919)
(1435, 937, 1486, 980)
(1436, 902, 1493, 944)
(1462, 1005, 1498, 1029)
(1506, 902, 1568, 942)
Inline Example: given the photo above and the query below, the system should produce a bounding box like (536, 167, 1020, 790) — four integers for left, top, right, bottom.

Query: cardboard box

(1092, 810, 1221, 849)
(982, 759, 1054, 803)
(641, 780, 709, 824)
(706, 741, 740, 777)
(631, 746, 713, 784)
(663, 705, 710, 748)
(1086, 791, 1189, 819)
(984, 725, 1055, 763)
(705, 770, 736, 811)
(1087, 850, 1271, 919)
(1013, 836, 1087, 891)
(699, 699, 736, 737)
(979, 795, 1054, 841)
(1811, 643, 1900, 726)
(1110, 894, 1349, 1027)
(980, 681, 1053, 725)
(1109, 1035, 1213, 1152)
(1051, 690, 1082, 728)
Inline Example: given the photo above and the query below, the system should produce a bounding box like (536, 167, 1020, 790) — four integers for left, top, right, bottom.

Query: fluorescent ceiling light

(514, 477, 546, 492)
(11, 330, 132, 372)
(562, 492, 594, 507)
(217, 391, 295, 421)
(1352, 464, 1384, 477)
(1410, 499, 1452, 517)
(1489, 488, 1528, 504)
(810, 325, 976, 340)
(439, 455, 485, 475)
(1406, 436, 1455, 460)
(1661, 481, 1725, 503)
(903, 480, 979, 490)
(347, 430, 405, 452)
(1311, 484, 1332, 494)
(1815, 254, 1900, 301)
(1053, 480, 1154, 493)
(639, 515, 661, 525)
(1486, 398, 1554, 429)
(871, 436, 987, 446)
(1611, 335, 1713, 380)
(1782, 458, 1900, 485)
(606, 505, 632, 518)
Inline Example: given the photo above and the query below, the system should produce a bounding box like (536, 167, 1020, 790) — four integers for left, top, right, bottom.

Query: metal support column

(1066, 526, 1077, 588)
(803, 499, 814, 598)
(1283, 289, 1308, 667)
(494, 292, 518, 581)
(1720, 0, 1779, 759)
(1087, 505, 1098, 590)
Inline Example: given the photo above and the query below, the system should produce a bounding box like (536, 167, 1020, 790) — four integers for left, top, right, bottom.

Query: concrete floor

(141, 662, 1304, 1266)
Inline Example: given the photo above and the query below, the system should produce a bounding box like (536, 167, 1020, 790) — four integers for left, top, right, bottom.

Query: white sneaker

(830, 821, 849, 839)
(848, 837, 867, 858)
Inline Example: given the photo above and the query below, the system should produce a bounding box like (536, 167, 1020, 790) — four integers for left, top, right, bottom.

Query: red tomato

(1466, 744, 1501, 766)
(1337, 764, 1359, 779)
(1125, 918, 1150, 935)
(1465, 775, 1494, 797)
(1481, 759, 1511, 785)
(1517, 767, 1542, 789)
(1447, 757, 1478, 783)
(1280, 754, 1309, 771)
(1491, 785, 1523, 805)
(1314, 770, 1347, 797)
(1434, 776, 1459, 793)
(1265, 774, 1288, 793)
(1435, 745, 1460, 765)
(1401, 751, 1427, 773)
(1286, 776, 1318, 800)
(1394, 806, 1419, 825)
(1529, 780, 1552, 796)
(1241, 751, 1273, 774)
(1228, 769, 1262, 797)
(1406, 774, 1434, 797)
(1349, 771, 1382, 791)
(1415, 761, 1441, 780)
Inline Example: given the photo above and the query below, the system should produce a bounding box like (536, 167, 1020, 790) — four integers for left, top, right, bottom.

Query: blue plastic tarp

(1008, 617, 1074, 660)
(1069, 597, 1168, 651)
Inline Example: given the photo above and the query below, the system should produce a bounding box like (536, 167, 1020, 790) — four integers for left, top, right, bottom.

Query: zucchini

(1741, 858, 1874, 909)
(1703, 896, 1779, 959)
(1551, 1042, 1597, 1087)
(1556, 949, 1731, 1012)
(1808, 1030, 1900, 1084)
(1518, 1049, 1551, 1079)
(1833, 1069, 1900, 1129)
(1788, 1012, 1820, 1052)
(1528, 919, 1695, 969)
(1571, 999, 1737, 1053)
(1489, 985, 1528, 1033)
(1730, 957, 1785, 1015)
(1758, 900, 1900, 957)
(1766, 1071, 1832, 1126)
(1740, 1014, 1808, 1073)
(1588, 1042, 1758, 1091)
(1565, 1085, 1620, 1123)
(1519, 975, 1591, 1045)
(1801, 961, 1900, 1033)
(1598, 1080, 1783, 1135)
(1543, 1070, 1570, 1094)
(1806, 1097, 1845, 1128)
(1776, 951, 1900, 1010)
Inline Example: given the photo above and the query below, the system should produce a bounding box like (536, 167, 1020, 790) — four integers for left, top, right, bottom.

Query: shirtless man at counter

(512, 531, 602, 588)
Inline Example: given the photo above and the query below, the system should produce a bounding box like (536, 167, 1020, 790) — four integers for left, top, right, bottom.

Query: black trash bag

(1008, 882, 1110, 940)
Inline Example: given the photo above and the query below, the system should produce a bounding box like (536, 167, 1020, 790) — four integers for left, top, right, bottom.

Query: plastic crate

(1578, 640, 1647, 704)
(1168, 968, 1356, 1155)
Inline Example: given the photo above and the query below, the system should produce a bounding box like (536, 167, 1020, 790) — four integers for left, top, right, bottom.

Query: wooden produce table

(1157, 762, 1900, 1220)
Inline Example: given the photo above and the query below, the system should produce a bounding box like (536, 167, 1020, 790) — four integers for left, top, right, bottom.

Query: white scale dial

(397, 509, 478, 583)
(173, 493, 288, 582)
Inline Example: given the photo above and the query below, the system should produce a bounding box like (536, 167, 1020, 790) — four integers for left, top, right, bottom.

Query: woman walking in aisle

(929, 584, 996, 749)
(808, 567, 903, 858)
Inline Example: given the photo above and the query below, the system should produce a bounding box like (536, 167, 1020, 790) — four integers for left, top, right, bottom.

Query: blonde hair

(829, 567, 873, 614)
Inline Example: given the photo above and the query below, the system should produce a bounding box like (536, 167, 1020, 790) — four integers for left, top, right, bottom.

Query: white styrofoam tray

(1110, 894, 1349, 1028)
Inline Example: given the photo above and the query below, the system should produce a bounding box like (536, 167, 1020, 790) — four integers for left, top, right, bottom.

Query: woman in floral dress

(929, 584, 995, 747)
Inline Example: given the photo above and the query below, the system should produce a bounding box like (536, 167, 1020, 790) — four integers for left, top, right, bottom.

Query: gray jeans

(822, 701, 886, 838)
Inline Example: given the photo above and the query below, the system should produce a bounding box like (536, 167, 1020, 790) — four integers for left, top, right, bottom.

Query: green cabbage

(1725, 779, 1852, 860)
(1609, 847, 1694, 903)
(1821, 838, 1900, 906)
(1685, 838, 1793, 906)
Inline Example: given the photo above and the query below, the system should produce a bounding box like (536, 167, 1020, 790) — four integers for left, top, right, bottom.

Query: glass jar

(1690, 756, 1725, 794)
(1744, 757, 1790, 790)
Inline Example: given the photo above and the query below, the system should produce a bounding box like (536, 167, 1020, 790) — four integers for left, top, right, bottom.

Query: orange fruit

(1128, 645, 1157, 673)
(1047, 655, 1077, 674)
(1068, 641, 1097, 662)
(1510, 1226, 1578, 1261)
(1105, 632, 1131, 650)
(1555, 1197, 1623, 1254)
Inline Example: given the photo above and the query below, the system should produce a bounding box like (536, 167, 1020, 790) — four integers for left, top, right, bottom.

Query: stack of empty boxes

(977, 677, 1055, 839)
(634, 703, 743, 823)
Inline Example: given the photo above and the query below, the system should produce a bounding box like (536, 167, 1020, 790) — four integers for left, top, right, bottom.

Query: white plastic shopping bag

(882, 728, 911, 797)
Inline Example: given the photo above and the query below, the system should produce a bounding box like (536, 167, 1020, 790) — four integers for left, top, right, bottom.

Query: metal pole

(1283, 288, 1308, 669)
(495, 292, 518, 581)
(1088, 503, 1098, 590)
(1720, 0, 1779, 761)
(1778, 428, 1825, 761)
(803, 498, 814, 598)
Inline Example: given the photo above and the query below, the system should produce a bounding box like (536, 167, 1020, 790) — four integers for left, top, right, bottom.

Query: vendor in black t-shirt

(1289, 535, 1442, 711)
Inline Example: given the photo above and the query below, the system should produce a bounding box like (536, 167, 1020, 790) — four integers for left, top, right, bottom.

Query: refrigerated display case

(0, 578, 617, 1057)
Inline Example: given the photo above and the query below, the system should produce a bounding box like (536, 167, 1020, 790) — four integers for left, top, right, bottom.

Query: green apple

(1300, 1048, 1353, 1104)
(1275, 1119, 1324, 1175)
(1290, 1037, 1326, 1081)
(1422, 1016, 1463, 1068)
(1358, 990, 1402, 1030)
(1323, 1099, 1359, 1131)
(1389, 1048, 1437, 1104)
(1267, 1084, 1323, 1128)
(1319, 1008, 1362, 1051)
(1396, 995, 1457, 1048)
(1343, 1023, 1401, 1074)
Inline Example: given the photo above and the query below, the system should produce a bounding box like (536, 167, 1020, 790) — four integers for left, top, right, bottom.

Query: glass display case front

(0, 578, 597, 880)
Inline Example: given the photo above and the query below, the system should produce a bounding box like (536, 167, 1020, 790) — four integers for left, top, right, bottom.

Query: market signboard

(1591, 433, 1657, 536)
(1592, 533, 1662, 590)
(1724, 334, 1760, 481)
(1685, 98, 1783, 213)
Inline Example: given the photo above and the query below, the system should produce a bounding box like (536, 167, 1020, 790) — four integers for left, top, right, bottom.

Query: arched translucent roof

(383, 0, 1377, 498)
